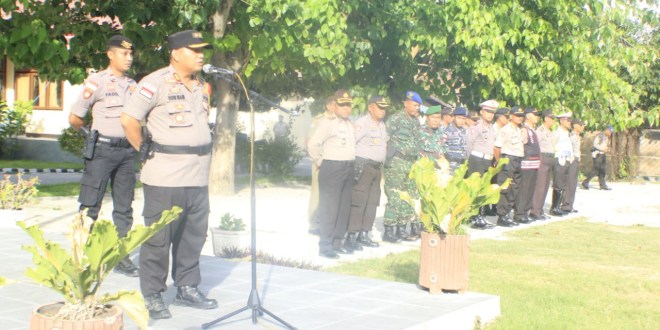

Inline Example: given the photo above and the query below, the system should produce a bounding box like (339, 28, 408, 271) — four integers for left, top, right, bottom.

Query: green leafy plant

(218, 213, 245, 231)
(1, 207, 181, 329)
(400, 158, 509, 235)
(0, 173, 39, 210)
(0, 101, 32, 157)
(58, 127, 85, 159)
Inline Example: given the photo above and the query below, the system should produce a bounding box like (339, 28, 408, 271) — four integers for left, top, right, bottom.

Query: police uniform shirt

(570, 132, 581, 160)
(494, 122, 525, 157)
(536, 125, 554, 153)
(123, 65, 212, 187)
(307, 117, 356, 167)
(307, 111, 336, 143)
(354, 114, 387, 162)
(593, 133, 608, 153)
(552, 127, 574, 165)
(71, 69, 136, 137)
(466, 119, 495, 156)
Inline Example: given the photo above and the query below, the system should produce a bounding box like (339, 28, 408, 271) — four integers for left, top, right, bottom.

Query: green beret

(425, 105, 442, 115)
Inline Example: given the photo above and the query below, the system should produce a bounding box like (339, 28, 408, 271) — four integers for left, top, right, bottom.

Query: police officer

(514, 107, 541, 223)
(68, 35, 138, 277)
(443, 107, 468, 175)
(346, 96, 389, 250)
(308, 89, 356, 259)
(493, 107, 526, 227)
(562, 118, 585, 212)
(493, 107, 509, 136)
(530, 110, 556, 220)
(582, 126, 613, 190)
(466, 100, 498, 228)
(550, 111, 574, 216)
(121, 30, 217, 319)
(306, 96, 336, 235)
(383, 91, 422, 242)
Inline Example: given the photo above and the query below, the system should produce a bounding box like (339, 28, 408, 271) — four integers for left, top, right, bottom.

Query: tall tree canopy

(1, 0, 657, 193)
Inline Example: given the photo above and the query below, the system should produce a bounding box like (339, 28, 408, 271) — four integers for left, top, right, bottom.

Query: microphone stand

(202, 71, 296, 330)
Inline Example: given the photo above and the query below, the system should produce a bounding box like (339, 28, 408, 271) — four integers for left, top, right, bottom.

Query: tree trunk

(209, 1, 241, 195)
(608, 129, 641, 180)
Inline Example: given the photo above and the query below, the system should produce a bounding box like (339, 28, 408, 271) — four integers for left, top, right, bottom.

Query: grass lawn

(0, 160, 83, 170)
(328, 218, 660, 329)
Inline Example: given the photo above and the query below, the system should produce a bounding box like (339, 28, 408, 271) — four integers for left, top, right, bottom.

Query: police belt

(152, 142, 213, 155)
(97, 135, 131, 148)
(356, 156, 383, 168)
(470, 150, 493, 160)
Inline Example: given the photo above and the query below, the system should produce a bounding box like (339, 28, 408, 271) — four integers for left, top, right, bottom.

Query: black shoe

(357, 231, 379, 247)
(404, 222, 421, 241)
(472, 217, 488, 229)
(173, 285, 218, 310)
(550, 208, 566, 217)
(581, 182, 589, 190)
(540, 212, 550, 220)
(382, 225, 402, 243)
(529, 214, 544, 221)
(600, 186, 612, 191)
(344, 232, 362, 251)
(571, 209, 578, 213)
(333, 246, 354, 255)
(114, 256, 139, 277)
(319, 250, 340, 259)
(145, 293, 172, 319)
(514, 217, 531, 224)
(497, 216, 515, 227)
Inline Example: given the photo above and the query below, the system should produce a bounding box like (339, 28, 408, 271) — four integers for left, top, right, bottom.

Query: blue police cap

(453, 107, 467, 117)
(405, 91, 423, 105)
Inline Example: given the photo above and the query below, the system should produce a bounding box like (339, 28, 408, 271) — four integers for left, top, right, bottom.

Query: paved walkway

(2, 164, 659, 329)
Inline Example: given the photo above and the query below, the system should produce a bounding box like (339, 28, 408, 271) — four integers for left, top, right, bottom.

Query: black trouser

(466, 154, 492, 177)
(515, 168, 537, 218)
(584, 154, 607, 188)
(348, 158, 382, 232)
(531, 153, 554, 216)
(562, 159, 579, 211)
(79, 143, 135, 238)
(496, 155, 522, 216)
(139, 185, 209, 296)
(318, 160, 354, 253)
(552, 158, 570, 191)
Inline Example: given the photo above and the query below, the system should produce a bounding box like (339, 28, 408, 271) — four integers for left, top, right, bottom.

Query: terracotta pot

(418, 231, 470, 294)
(210, 227, 250, 256)
(30, 302, 123, 330)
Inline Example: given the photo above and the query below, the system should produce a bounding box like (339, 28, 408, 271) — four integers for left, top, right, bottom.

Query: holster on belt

(81, 126, 98, 160)
(139, 126, 154, 163)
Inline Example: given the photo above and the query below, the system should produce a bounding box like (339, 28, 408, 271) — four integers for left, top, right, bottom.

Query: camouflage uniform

(419, 125, 446, 160)
(443, 122, 467, 175)
(383, 111, 420, 226)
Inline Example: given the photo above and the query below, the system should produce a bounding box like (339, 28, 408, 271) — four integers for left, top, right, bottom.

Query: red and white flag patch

(139, 83, 156, 101)
(83, 81, 98, 99)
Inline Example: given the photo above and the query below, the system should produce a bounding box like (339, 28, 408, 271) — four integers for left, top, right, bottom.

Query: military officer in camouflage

(443, 106, 468, 175)
(383, 91, 422, 243)
(68, 35, 138, 277)
(121, 30, 217, 319)
(419, 105, 446, 160)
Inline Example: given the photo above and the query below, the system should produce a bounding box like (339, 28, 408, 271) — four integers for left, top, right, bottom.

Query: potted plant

(0, 173, 39, 226)
(0, 206, 181, 329)
(400, 157, 509, 294)
(210, 213, 249, 257)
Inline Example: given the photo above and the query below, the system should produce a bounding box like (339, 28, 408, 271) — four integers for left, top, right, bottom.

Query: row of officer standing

(69, 31, 218, 320)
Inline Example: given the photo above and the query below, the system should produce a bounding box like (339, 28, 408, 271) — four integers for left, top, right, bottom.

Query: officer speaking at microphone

(68, 35, 138, 277)
(121, 30, 217, 319)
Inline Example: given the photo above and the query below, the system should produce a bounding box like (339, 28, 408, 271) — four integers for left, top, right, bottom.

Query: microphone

(202, 64, 234, 75)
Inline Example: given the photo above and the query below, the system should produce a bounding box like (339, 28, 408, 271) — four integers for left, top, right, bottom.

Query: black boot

(114, 255, 139, 277)
(396, 224, 408, 240)
(484, 204, 497, 216)
(145, 292, 172, 319)
(344, 232, 363, 251)
(173, 285, 218, 310)
(550, 190, 566, 216)
(382, 225, 402, 243)
(357, 231, 379, 247)
(405, 222, 421, 241)
(497, 215, 515, 227)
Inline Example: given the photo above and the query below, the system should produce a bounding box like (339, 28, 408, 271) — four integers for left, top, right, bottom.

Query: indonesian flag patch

(83, 81, 98, 99)
(139, 83, 156, 102)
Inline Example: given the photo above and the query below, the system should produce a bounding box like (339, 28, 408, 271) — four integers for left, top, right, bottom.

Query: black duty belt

(356, 157, 383, 168)
(97, 135, 131, 148)
(152, 142, 213, 155)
